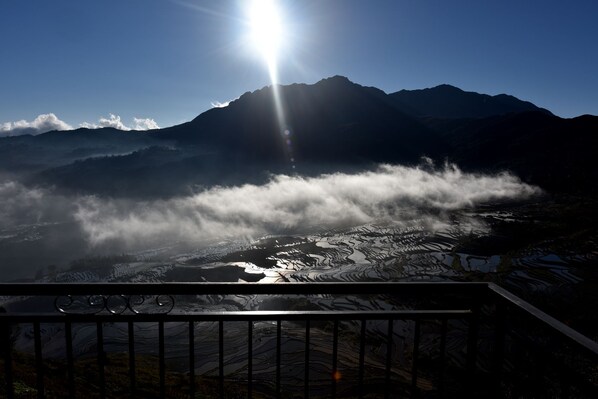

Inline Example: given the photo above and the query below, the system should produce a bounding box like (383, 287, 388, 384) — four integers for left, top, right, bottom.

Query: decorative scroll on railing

(54, 294, 175, 314)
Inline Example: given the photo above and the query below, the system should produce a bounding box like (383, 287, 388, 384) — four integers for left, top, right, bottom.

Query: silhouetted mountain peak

(200, 77, 549, 126)
(426, 84, 463, 93)
(314, 75, 353, 92)
(395, 84, 466, 97)
(229, 76, 357, 109)
(317, 75, 353, 85)
(158, 75, 440, 166)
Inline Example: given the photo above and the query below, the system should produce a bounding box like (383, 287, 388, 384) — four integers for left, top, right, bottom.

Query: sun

(247, 0, 284, 83)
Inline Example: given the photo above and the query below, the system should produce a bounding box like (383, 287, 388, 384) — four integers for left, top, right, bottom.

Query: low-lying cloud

(73, 163, 540, 249)
(0, 163, 540, 255)
(0, 113, 73, 136)
(0, 180, 77, 230)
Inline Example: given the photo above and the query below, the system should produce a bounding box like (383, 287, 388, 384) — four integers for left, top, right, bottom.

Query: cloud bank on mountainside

(73, 163, 541, 249)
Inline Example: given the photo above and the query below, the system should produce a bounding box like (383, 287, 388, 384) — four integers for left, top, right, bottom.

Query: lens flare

(333, 370, 342, 381)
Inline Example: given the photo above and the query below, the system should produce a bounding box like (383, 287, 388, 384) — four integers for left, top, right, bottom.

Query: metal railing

(0, 282, 596, 398)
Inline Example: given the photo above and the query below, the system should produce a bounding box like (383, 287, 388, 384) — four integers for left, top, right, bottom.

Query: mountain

(1, 76, 596, 197)
(154, 75, 444, 164)
(445, 112, 598, 192)
(388, 84, 551, 119)
(0, 128, 160, 172)
(35, 76, 449, 196)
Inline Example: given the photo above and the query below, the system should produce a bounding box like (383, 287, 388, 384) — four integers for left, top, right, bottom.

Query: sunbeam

(245, 0, 292, 168)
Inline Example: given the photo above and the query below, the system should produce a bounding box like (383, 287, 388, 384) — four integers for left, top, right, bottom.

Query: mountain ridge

(1, 76, 596, 197)
(388, 83, 551, 119)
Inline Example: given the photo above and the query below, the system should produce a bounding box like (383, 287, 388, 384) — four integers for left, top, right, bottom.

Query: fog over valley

(0, 162, 539, 280)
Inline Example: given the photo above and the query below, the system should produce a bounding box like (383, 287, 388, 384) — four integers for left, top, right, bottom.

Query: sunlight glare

(248, 0, 284, 83)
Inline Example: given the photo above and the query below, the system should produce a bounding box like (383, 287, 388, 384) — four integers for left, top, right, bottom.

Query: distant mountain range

(1, 76, 596, 196)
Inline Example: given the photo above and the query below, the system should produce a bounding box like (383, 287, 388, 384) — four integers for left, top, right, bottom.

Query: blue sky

(1, 0, 597, 130)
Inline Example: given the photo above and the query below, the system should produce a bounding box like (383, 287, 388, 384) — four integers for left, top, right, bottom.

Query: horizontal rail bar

(0, 282, 489, 296)
(0, 309, 472, 323)
(488, 283, 598, 357)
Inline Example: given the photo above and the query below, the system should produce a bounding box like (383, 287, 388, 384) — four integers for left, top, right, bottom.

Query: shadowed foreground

(0, 282, 596, 398)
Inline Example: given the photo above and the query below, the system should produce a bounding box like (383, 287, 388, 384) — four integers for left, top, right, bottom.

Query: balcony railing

(0, 282, 596, 398)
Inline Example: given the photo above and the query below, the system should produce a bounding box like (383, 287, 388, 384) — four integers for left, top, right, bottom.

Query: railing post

(304, 319, 310, 399)
(34, 321, 44, 399)
(248, 321, 253, 399)
(493, 300, 507, 397)
(189, 321, 195, 399)
(159, 320, 165, 399)
(438, 318, 448, 396)
(1, 312, 14, 399)
(128, 320, 136, 398)
(411, 320, 421, 396)
(358, 318, 366, 398)
(384, 319, 394, 399)
(332, 319, 339, 399)
(219, 320, 224, 398)
(65, 320, 75, 399)
(466, 302, 481, 397)
(276, 319, 281, 399)
(97, 321, 106, 399)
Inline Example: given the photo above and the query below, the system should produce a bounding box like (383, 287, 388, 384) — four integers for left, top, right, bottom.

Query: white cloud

(73, 163, 541, 249)
(78, 122, 96, 129)
(80, 114, 160, 131)
(211, 100, 231, 108)
(98, 114, 129, 130)
(0, 113, 73, 137)
(133, 117, 160, 130)
(1, 113, 160, 136)
(80, 114, 129, 130)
